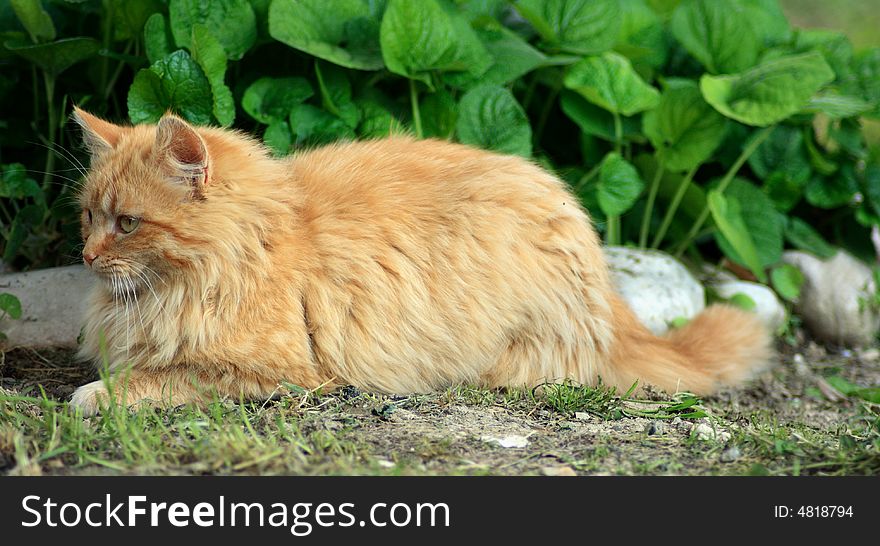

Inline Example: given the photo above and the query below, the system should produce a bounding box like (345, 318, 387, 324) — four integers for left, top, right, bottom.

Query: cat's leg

(70, 369, 206, 416)
(69, 367, 286, 416)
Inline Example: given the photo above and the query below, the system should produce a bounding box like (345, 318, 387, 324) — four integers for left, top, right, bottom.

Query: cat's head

(73, 108, 216, 292)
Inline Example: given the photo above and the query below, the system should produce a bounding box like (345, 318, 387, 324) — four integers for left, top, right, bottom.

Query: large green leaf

(263, 119, 292, 156)
(642, 79, 728, 171)
(736, 0, 791, 47)
(770, 263, 804, 302)
(713, 178, 784, 271)
(144, 13, 173, 64)
(3, 203, 43, 263)
(380, 0, 491, 86)
(190, 25, 234, 126)
(748, 124, 811, 183)
(356, 97, 399, 138)
(707, 189, 767, 282)
(803, 92, 874, 119)
(514, 0, 621, 55)
(127, 50, 213, 125)
(853, 48, 880, 118)
(242, 77, 314, 124)
(169, 0, 256, 60)
(5, 37, 99, 77)
(597, 152, 645, 216)
(456, 84, 532, 157)
(804, 165, 859, 209)
(616, 0, 667, 69)
(474, 22, 552, 87)
(793, 29, 854, 87)
(564, 52, 660, 116)
(315, 62, 360, 128)
(110, 0, 164, 41)
(0, 293, 22, 320)
(670, 0, 758, 74)
(268, 0, 384, 71)
(560, 91, 642, 143)
(289, 103, 356, 146)
(784, 217, 836, 259)
(700, 52, 835, 126)
(9, 0, 55, 43)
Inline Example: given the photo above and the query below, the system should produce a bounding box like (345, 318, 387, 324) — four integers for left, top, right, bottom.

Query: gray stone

(0, 265, 92, 349)
(710, 279, 786, 331)
(605, 246, 705, 335)
(783, 250, 880, 347)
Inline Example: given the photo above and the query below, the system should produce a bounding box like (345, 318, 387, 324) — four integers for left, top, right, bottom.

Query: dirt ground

(1, 336, 879, 476)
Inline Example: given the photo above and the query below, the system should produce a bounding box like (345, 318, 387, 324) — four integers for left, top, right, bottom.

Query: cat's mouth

(90, 262, 146, 297)
(96, 271, 141, 297)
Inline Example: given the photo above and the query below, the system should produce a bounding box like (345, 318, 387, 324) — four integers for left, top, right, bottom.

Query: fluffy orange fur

(69, 108, 772, 415)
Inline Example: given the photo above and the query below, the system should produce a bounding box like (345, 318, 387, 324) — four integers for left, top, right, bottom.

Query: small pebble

(481, 435, 530, 448)
(692, 422, 731, 442)
(645, 421, 665, 436)
(574, 412, 591, 421)
(541, 466, 577, 477)
(792, 353, 810, 376)
(859, 348, 880, 362)
(720, 446, 742, 462)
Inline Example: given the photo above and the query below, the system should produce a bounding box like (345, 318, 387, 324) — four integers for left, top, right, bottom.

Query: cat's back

(287, 137, 586, 239)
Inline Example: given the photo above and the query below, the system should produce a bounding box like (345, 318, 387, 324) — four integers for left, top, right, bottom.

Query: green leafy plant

(1, 0, 878, 305)
(0, 291, 22, 341)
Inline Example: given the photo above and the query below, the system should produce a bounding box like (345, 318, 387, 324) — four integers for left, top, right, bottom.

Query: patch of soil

(0, 347, 95, 401)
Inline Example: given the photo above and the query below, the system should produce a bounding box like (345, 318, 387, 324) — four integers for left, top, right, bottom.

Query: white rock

(0, 265, 92, 349)
(710, 280, 786, 331)
(541, 466, 577, 476)
(691, 422, 731, 443)
(481, 434, 530, 448)
(783, 250, 879, 347)
(605, 246, 705, 335)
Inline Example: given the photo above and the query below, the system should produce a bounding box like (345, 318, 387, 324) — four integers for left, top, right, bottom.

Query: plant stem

(639, 158, 665, 248)
(573, 163, 601, 193)
(673, 125, 776, 258)
(612, 111, 623, 154)
(409, 79, 423, 138)
(651, 164, 699, 249)
(605, 111, 624, 245)
(534, 84, 561, 146)
(606, 215, 620, 245)
(521, 72, 539, 111)
(41, 72, 56, 191)
(99, 0, 113, 98)
(103, 40, 133, 101)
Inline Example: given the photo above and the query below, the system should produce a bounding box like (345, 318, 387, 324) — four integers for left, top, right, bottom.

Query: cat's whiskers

(27, 140, 89, 179)
(109, 274, 126, 352)
(132, 267, 168, 319)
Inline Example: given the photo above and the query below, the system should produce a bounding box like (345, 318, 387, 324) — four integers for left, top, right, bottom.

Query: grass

(1, 341, 879, 476)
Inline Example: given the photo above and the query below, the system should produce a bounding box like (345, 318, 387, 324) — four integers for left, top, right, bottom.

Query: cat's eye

(85, 209, 92, 224)
(118, 216, 140, 233)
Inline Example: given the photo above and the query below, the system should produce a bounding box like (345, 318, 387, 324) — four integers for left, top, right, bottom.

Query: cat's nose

(83, 251, 98, 266)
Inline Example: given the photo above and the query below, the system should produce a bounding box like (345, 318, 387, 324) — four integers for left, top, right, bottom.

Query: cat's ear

(72, 107, 123, 158)
(154, 114, 209, 196)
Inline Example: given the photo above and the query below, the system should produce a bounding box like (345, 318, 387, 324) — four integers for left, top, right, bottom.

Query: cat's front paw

(70, 380, 110, 416)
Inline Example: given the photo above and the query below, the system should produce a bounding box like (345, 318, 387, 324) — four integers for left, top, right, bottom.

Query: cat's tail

(602, 295, 773, 395)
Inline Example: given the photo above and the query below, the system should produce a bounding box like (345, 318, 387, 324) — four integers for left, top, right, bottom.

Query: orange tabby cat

(69, 108, 772, 415)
